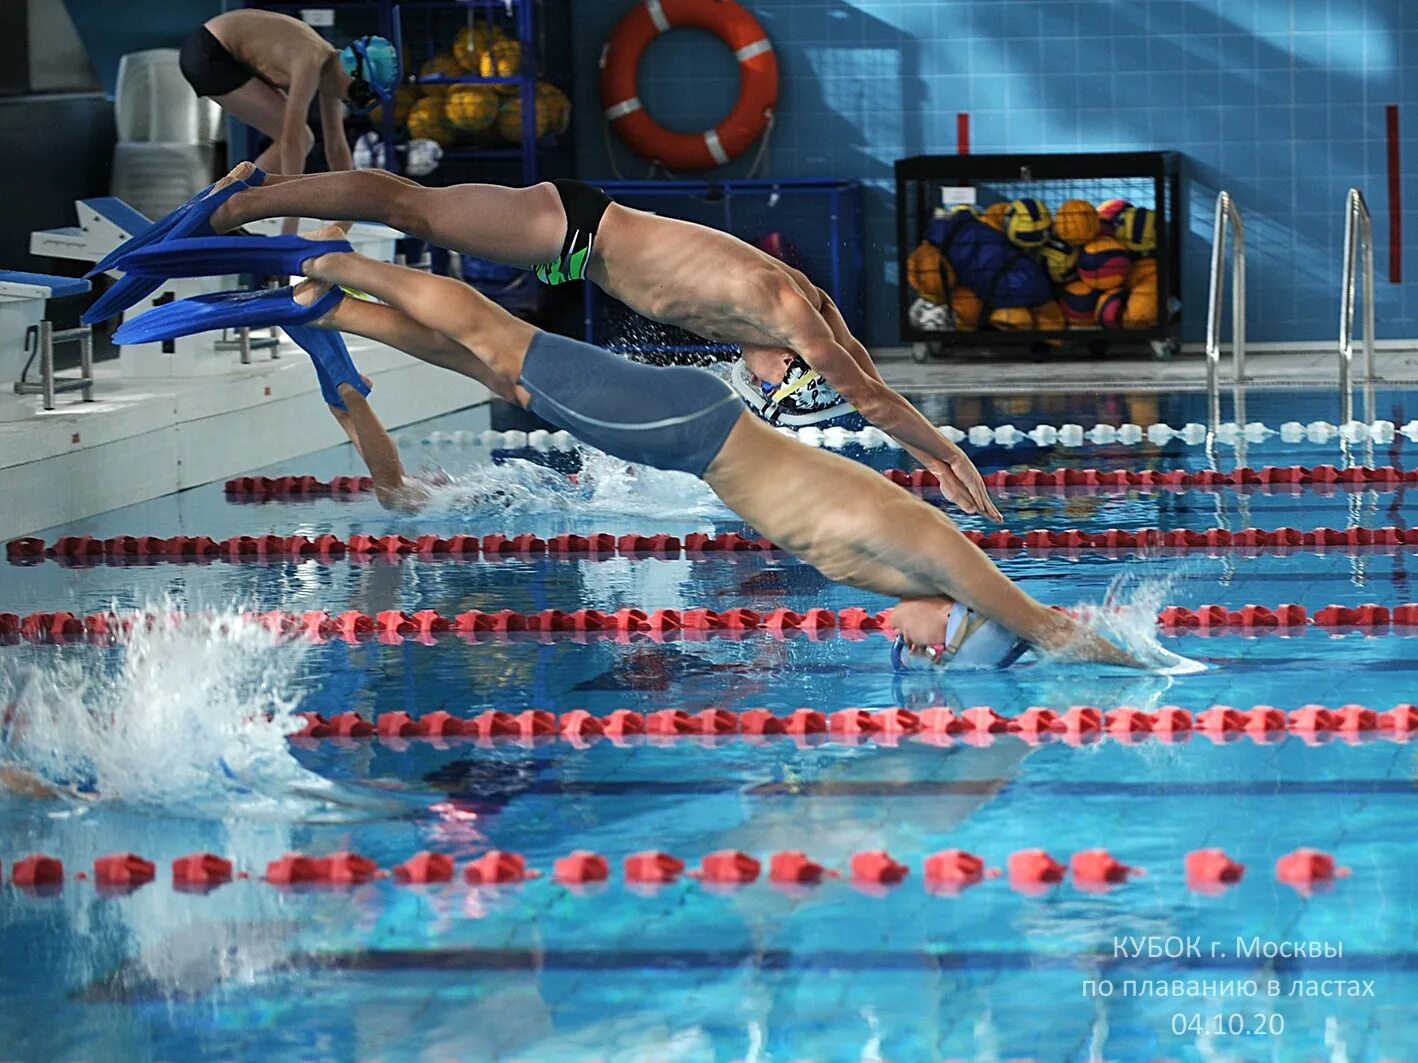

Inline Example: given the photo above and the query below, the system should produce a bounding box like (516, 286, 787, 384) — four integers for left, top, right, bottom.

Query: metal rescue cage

(895, 151, 1181, 359)
(583, 178, 864, 358)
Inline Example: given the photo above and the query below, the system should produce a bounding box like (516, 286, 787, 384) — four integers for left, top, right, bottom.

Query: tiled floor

(873, 345, 1418, 395)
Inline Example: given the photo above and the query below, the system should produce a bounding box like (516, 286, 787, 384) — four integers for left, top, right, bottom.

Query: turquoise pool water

(2, 386, 1416, 1063)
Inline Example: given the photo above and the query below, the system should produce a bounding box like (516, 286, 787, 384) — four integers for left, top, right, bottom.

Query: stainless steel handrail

(1339, 187, 1377, 426)
(1205, 191, 1246, 430)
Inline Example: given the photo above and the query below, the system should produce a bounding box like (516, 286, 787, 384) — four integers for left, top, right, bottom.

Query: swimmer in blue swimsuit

(179, 239, 1140, 672)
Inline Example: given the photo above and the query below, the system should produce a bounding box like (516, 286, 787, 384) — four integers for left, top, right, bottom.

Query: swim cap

(340, 36, 400, 112)
(729, 355, 854, 427)
(890, 608, 1030, 672)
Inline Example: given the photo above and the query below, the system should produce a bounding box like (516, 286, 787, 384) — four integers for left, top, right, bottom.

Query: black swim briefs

(534, 180, 613, 285)
(179, 25, 253, 99)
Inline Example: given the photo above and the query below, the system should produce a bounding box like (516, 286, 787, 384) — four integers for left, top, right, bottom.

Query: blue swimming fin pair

(284, 324, 370, 410)
(88, 170, 266, 278)
(117, 235, 352, 281)
(82, 172, 268, 325)
(111, 285, 344, 345)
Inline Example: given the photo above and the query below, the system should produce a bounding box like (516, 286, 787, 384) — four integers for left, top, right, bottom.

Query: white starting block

(0, 272, 94, 410)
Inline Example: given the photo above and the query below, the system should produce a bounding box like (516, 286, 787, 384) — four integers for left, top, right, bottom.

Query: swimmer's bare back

(204, 10, 336, 91)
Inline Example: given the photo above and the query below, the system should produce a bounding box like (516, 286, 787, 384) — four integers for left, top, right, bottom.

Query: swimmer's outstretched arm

(710, 417, 1144, 668)
(323, 381, 429, 512)
(770, 288, 1001, 522)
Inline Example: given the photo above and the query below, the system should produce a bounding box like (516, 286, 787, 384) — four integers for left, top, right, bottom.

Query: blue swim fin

(85, 182, 212, 280)
(118, 235, 353, 281)
(284, 324, 369, 410)
(82, 173, 270, 326)
(80, 274, 168, 328)
(87, 170, 266, 279)
(111, 286, 343, 345)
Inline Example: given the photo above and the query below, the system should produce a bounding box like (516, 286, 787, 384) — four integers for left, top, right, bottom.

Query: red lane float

(6, 846, 1353, 897)
(281, 703, 1418, 752)
(8, 603, 1418, 647)
(218, 464, 1418, 501)
(29, 523, 1418, 567)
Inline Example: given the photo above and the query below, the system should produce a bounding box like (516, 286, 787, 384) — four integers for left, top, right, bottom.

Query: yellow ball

(1003, 197, 1052, 251)
(907, 240, 952, 305)
(445, 84, 499, 131)
(1077, 237, 1131, 290)
(481, 40, 522, 91)
(407, 96, 452, 145)
(951, 286, 982, 329)
(1123, 289, 1159, 328)
(452, 23, 496, 72)
(536, 81, 572, 135)
(370, 84, 418, 127)
(1115, 206, 1157, 253)
(981, 202, 1009, 232)
(1039, 236, 1079, 285)
(988, 305, 1033, 331)
(1033, 301, 1065, 331)
(1054, 199, 1100, 246)
(1129, 256, 1158, 291)
(496, 94, 552, 141)
(419, 54, 462, 99)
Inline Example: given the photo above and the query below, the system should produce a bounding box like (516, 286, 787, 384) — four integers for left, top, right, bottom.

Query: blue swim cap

(340, 35, 400, 111)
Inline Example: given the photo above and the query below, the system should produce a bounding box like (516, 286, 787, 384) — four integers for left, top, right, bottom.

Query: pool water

(2, 385, 1418, 1063)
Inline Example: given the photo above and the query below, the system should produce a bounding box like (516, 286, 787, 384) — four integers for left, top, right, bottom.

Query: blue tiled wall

(570, 0, 1418, 346)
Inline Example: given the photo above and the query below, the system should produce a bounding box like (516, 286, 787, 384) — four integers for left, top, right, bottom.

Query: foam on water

(1087, 563, 1207, 675)
(0, 604, 399, 819)
(412, 448, 727, 520)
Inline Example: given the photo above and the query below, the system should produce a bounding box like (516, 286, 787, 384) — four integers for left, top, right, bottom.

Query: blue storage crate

(583, 179, 864, 358)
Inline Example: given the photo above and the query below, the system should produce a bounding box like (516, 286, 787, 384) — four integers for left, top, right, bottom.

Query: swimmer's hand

(927, 445, 1003, 523)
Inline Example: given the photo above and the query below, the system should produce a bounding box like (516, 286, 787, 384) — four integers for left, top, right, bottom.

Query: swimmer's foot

(207, 161, 261, 234)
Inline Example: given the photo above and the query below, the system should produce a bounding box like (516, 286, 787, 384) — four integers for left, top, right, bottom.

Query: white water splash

(0, 605, 396, 819)
(411, 447, 727, 520)
(1086, 564, 1207, 675)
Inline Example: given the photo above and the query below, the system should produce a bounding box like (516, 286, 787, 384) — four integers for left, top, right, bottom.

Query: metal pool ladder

(1339, 187, 1377, 426)
(1205, 191, 1247, 431)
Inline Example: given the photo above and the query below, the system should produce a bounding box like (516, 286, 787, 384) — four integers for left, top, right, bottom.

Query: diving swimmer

(177, 14, 399, 232)
(116, 231, 1148, 672)
(110, 163, 1002, 522)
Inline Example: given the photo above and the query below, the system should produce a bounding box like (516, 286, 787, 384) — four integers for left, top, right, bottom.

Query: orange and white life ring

(599, 0, 778, 170)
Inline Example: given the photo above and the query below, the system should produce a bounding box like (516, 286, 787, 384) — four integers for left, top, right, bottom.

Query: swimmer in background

(200, 232, 1154, 672)
(195, 164, 1002, 521)
(177, 14, 399, 233)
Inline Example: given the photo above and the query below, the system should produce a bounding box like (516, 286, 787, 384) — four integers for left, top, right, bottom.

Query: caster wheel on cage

(1150, 338, 1179, 360)
(911, 340, 946, 363)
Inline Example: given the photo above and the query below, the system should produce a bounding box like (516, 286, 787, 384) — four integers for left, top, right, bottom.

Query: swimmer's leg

(210, 167, 567, 266)
(303, 250, 535, 388)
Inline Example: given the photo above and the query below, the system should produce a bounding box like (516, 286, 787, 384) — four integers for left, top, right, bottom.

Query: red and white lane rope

(220, 463, 1418, 500)
(400, 419, 1418, 450)
(15, 523, 1418, 568)
(3, 844, 1346, 895)
(286, 703, 1418, 748)
(4, 603, 1418, 645)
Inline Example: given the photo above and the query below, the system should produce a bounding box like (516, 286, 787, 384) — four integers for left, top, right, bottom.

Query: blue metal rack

(239, 0, 571, 188)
